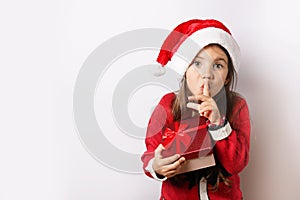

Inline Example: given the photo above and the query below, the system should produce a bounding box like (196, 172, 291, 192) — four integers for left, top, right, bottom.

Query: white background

(1, 0, 300, 199)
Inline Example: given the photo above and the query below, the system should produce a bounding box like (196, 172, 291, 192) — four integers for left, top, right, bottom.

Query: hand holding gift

(152, 144, 186, 178)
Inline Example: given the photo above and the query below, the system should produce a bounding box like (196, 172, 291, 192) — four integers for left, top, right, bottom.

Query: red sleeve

(140, 93, 175, 178)
(214, 96, 251, 175)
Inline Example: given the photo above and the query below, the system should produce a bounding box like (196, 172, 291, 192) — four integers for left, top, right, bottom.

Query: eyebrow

(195, 56, 228, 64)
(215, 57, 228, 64)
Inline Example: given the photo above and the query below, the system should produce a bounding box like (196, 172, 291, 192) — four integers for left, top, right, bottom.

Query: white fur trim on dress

(209, 121, 232, 141)
(145, 158, 167, 181)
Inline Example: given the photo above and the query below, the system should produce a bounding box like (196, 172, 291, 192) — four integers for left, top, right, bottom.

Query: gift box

(177, 154, 215, 174)
(161, 116, 215, 172)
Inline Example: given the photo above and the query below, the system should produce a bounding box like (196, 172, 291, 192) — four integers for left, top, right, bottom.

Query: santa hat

(156, 19, 240, 74)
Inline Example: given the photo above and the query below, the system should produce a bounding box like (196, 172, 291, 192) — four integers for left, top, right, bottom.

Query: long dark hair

(170, 44, 238, 191)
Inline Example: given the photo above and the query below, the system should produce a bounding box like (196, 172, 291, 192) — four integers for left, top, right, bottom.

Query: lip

(200, 84, 210, 90)
(199, 83, 212, 95)
(200, 85, 204, 91)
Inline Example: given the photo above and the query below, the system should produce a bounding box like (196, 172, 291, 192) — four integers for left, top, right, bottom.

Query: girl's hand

(152, 144, 186, 178)
(186, 82, 222, 125)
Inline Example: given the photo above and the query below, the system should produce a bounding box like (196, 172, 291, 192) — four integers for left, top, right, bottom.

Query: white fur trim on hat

(176, 27, 241, 71)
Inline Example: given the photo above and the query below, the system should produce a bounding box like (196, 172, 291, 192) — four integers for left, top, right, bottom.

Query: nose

(202, 74, 212, 79)
(201, 65, 213, 79)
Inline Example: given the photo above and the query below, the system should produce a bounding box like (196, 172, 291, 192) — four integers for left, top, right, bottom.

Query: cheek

(186, 69, 202, 94)
(211, 71, 228, 96)
(215, 70, 228, 84)
(186, 78, 195, 92)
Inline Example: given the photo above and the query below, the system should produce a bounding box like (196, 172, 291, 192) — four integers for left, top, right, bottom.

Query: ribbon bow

(162, 119, 209, 155)
(162, 123, 191, 154)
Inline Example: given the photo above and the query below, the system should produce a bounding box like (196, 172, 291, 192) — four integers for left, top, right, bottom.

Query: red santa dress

(141, 92, 251, 200)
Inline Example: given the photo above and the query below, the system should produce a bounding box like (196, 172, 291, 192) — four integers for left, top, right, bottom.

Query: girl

(141, 19, 250, 199)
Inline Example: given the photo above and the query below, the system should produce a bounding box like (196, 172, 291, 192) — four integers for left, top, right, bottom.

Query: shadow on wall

(239, 60, 300, 199)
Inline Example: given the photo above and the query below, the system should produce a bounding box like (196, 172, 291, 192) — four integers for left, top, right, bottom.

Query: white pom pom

(153, 65, 166, 77)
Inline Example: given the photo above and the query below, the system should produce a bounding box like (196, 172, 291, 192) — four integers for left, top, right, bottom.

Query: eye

(193, 61, 202, 67)
(213, 63, 223, 69)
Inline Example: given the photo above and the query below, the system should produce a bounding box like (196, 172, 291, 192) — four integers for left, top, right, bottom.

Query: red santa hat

(156, 19, 240, 74)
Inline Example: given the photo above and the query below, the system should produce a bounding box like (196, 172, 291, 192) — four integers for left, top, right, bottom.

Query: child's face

(186, 45, 229, 97)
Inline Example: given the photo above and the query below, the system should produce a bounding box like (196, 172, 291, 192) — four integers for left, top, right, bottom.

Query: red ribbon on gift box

(162, 121, 208, 155)
(162, 122, 187, 145)
(163, 126, 190, 154)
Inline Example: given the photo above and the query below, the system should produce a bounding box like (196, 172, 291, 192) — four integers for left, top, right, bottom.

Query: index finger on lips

(203, 81, 211, 97)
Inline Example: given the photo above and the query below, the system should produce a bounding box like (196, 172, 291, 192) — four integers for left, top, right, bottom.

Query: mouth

(200, 85, 204, 91)
(200, 83, 210, 90)
(200, 81, 212, 96)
